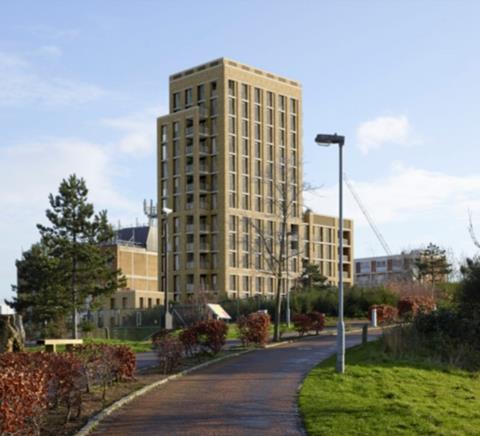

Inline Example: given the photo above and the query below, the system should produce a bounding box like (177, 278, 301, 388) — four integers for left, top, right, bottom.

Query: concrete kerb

(75, 326, 382, 435)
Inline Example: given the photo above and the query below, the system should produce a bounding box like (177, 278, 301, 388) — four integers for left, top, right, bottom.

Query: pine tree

(36, 174, 125, 338)
(300, 262, 328, 289)
(414, 243, 452, 297)
(7, 243, 69, 336)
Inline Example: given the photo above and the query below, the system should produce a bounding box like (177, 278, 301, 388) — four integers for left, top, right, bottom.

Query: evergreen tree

(459, 257, 480, 320)
(35, 174, 125, 338)
(300, 262, 328, 289)
(414, 243, 452, 297)
(7, 243, 69, 336)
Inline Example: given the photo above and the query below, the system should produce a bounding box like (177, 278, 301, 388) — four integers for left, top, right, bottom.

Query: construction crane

(343, 173, 392, 256)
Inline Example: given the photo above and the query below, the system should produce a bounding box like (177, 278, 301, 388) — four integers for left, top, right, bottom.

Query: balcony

(198, 106, 209, 119)
(343, 239, 350, 246)
(186, 224, 194, 233)
(199, 261, 210, 269)
(199, 224, 210, 233)
(186, 242, 194, 251)
(343, 255, 350, 263)
(186, 262, 195, 269)
(185, 126, 194, 137)
(198, 182, 209, 192)
(199, 242, 210, 251)
(186, 283, 194, 293)
(198, 125, 209, 137)
(198, 200, 209, 210)
(185, 164, 194, 174)
(186, 145, 194, 155)
(186, 184, 195, 193)
(198, 164, 209, 174)
(186, 202, 194, 210)
(199, 144, 209, 155)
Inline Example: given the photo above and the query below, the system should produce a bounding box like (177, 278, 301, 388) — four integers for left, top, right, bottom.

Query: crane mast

(343, 173, 392, 256)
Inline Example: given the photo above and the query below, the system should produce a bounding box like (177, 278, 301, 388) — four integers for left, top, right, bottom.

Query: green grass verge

(27, 338, 153, 353)
(299, 340, 480, 435)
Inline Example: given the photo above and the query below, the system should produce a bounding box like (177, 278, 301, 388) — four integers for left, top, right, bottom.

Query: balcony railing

(185, 126, 194, 137)
(198, 125, 209, 137)
(199, 144, 209, 155)
(186, 184, 194, 192)
(186, 145, 194, 155)
(199, 224, 210, 233)
(185, 164, 194, 173)
(199, 243, 210, 251)
(186, 243, 194, 251)
(186, 284, 194, 292)
(186, 262, 194, 269)
(186, 203, 194, 210)
(186, 224, 194, 233)
(198, 106, 209, 119)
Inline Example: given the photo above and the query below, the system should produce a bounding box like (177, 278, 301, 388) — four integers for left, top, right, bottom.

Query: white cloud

(304, 163, 480, 256)
(37, 45, 63, 57)
(0, 51, 106, 106)
(356, 115, 418, 154)
(102, 106, 165, 155)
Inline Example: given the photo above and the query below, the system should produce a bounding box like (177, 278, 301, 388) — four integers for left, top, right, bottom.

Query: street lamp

(315, 133, 345, 374)
(162, 207, 173, 330)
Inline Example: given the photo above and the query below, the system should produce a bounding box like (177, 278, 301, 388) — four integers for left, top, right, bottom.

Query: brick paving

(93, 332, 375, 435)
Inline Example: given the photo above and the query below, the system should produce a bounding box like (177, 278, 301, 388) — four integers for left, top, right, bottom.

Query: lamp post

(162, 207, 173, 330)
(315, 133, 345, 374)
(285, 231, 291, 327)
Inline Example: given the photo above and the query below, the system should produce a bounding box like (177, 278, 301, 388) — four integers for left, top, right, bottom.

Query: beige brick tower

(157, 58, 303, 301)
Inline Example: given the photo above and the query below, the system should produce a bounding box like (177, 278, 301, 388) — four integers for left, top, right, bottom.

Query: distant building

(96, 225, 161, 327)
(303, 211, 354, 287)
(355, 251, 419, 286)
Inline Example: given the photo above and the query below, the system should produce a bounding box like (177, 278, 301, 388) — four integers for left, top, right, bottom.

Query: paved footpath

(93, 332, 378, 436)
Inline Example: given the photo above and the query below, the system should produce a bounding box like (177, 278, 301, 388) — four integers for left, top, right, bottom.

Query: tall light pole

(162, 207, 173, 330)
(285, 231, 291, 327)
(315, 133, 345, 374)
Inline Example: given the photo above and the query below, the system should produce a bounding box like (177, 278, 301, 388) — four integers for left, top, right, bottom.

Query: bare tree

(468, 211, 480, 249)
(239, 160, 305, 342)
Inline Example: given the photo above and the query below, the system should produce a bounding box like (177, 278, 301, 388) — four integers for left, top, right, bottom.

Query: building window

(230, 275, 237, 291)
(185, 88, 193, 107)
(139, 297, 144, 309)
(197, 84, 205, 101)
(211, 81, 217, 97)
(228, 80, 235, 96)
(173, 93, 181, 111)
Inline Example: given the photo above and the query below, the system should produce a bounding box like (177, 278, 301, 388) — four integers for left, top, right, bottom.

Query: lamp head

(315, 133, 345, 147)
(162, 207, 173, 215)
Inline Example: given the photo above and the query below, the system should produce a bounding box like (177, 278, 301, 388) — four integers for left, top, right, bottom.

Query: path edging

(76, 326, 379, 435)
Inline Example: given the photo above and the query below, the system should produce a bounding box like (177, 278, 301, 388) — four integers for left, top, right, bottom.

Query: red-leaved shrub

(152, 333, 184, 374)
(308, 311, 326, 335)
(369, 304, 398, 324)
(237, 312, 270, 346)
(0, 365, 47, 434)
(292, 314, 311, 336)
(397, 296, 436, 318)
(195, 319, 228, 355)
(293, 312, 326, 336)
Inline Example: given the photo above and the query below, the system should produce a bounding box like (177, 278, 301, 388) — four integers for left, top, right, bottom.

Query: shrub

(308, 311, 326, 334)
(0, 366, 47, 434)
(369, 304, 398, 324)
(152, 333, 184, 374)
(179, 327, 198, 357)
(237, 312, 270, 346)
(397, 296, 435, 319)
(194, 319, 228, 355)
(292, 314, 312, 336)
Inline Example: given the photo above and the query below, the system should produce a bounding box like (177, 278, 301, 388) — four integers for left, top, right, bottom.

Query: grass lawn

(28, 337, 153, 353)
(299, 340, 480, 435)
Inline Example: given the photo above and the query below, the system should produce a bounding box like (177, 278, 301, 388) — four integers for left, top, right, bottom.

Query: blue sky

(1, 1, 480, 302)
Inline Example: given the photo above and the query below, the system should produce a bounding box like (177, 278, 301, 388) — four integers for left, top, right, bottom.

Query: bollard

(371, 308, 378, 328)
(362, 324, 368, 345)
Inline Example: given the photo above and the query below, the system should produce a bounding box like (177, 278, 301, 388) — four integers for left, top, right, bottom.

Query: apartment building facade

(303, 211, 354, 287)
(157, 58, 354, 302)
(355, 252, 418, 286)
(97, 225, 162, 326)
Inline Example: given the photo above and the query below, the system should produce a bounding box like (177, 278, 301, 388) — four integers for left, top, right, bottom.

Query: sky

(1, 0, 480, 303)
